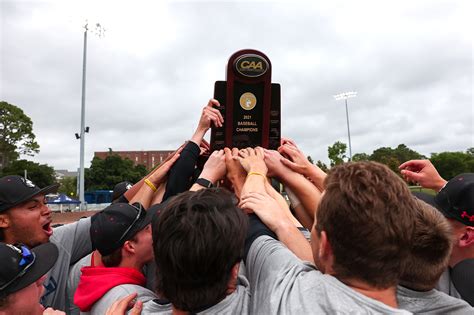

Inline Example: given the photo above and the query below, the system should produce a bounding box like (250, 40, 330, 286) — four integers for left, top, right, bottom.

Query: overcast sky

(1, 0, 472, 171)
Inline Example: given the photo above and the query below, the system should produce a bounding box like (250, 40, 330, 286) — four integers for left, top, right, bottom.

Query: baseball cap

(112, 181, 133, 202)
(90, 203, 157, 256)
(0, 175, 59, 212)
(0, 242, 58, 297)
(413, 173, 474, 227)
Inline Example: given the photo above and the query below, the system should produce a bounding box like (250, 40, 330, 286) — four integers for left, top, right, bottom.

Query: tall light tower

(334, 91, 357, 161)
(76, 21, 104, 211)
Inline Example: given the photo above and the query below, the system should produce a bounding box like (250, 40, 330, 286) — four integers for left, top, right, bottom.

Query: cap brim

(412, 191, 454, 219)
(37, 183, 60, 197)
(5, 242, 58, 295)
(10, 183, 60, 210)
(136, 204, 159, 231)
(124, 204, 161, 241)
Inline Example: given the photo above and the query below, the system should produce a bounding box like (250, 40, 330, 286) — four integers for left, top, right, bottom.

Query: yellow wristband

(144, 179, 157, 192)
(247, 172, 266, 179)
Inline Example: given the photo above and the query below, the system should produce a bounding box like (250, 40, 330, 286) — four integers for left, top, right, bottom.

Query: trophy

(210, 49, 281, 150)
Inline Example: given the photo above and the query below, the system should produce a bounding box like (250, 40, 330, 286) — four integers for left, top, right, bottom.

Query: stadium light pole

(76, 21, 104, 211)
(334, 91, 357, 161)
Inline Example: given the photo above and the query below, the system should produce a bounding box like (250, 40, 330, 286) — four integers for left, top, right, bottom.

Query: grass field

(408, 186, 436, 195)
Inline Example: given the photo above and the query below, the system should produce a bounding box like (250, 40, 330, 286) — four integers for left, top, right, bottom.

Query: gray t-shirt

(67, 253, 93, 315)
(41, 218, 92, 311)
(246, 235, 411, 314)
(397, 286, 473, 314)
(141, 275, 250, 314)
(82, 284, 157, 315)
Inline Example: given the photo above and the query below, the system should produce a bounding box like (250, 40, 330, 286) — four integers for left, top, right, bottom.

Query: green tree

(316, 160, 329, 173)
(328, 141, 347, 167)
(352, 153, 370, 161)
(58, 176, 78, 198)
(0, 101, 40, 168)
(307, 155, 314, 164)
(370, 144, 425, 174)
(1, 159, 55, 188)
(85, 154, 148, 191)
(430, 151, 474, 180)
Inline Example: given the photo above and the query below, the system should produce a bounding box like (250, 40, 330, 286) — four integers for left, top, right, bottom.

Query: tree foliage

(352, 153, 370, 162)
(368, 144, 425, 174)
(430, 150, 474, 180)
(0, 159, 55, 188)
(85, 154, 148, 191)
(58, 176, 77, 198)
(328, 141, 347, 167)
(316, 160, 329, 173)
(0, 101, 40, 168)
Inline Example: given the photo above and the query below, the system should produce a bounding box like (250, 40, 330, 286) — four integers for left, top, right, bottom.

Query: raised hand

(237, 147, 268, 175)
(278, 143, 313, 177)
(105, 293, 142, 315)
(263, 149, 290, 178)
(146, 150, 181, 185)
(281, 137, 297, 147)
(200, 139, 211, 156)
(200, 149, 227, 184)
(399, 159, 447, 191)
(240, 192, 290, 232)
(224, 148, 246, 194)
(197, 99, 224, 130)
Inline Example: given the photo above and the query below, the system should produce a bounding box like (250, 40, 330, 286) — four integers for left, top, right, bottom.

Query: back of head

(400, 199, 453, 291)
(152, 188, 248, 312)
(316, 161, 416, 288)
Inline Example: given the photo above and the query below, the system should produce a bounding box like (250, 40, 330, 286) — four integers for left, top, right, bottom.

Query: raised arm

(128, 152, 180, 207)
(190, 150, 226, 191)
(190, 99, 223, 147)
(278, 141, 327, 192)
(399, 159, 447, 191)
(264, 149, 322, 224)
(162, 99, 224, 200)
(238, 148, 314, 262)
(224, 147, 247, 199)
(238, 147, 268, 196)
(123, 144, 184, 203)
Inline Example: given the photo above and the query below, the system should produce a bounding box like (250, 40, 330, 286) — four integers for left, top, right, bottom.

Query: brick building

(94, 150, 175, 170)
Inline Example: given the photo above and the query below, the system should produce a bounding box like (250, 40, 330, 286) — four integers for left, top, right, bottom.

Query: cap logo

(126, 184, 132, 190)
(20, 177, 35, 188)
(234, 54, 268, 78)
(460, 211, 474, 222)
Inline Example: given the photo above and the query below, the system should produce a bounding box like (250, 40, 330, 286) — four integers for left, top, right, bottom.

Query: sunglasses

(0, 244, 36, 291)
(117, 203, 144, 244)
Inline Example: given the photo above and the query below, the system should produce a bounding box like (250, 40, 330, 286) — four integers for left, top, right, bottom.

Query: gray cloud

(1, 0, 472, 170)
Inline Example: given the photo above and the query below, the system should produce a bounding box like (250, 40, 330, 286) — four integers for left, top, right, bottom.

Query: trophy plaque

(210, 49, 281, 150)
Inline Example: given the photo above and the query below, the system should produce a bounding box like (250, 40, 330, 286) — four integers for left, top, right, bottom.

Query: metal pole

(79, 25, 87, 211)
(345, 98, 352, 161)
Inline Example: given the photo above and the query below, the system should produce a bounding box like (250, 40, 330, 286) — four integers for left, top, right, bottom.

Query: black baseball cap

(0, 242, 58, 297)
(112, 181, 133, 202)
(90, 203, 157, 256)
(0, 175, 59, 212)
(413, 173, 474, 227)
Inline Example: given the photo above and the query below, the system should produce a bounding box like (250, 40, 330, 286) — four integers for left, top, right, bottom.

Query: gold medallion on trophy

(239, 92, 257, 111)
